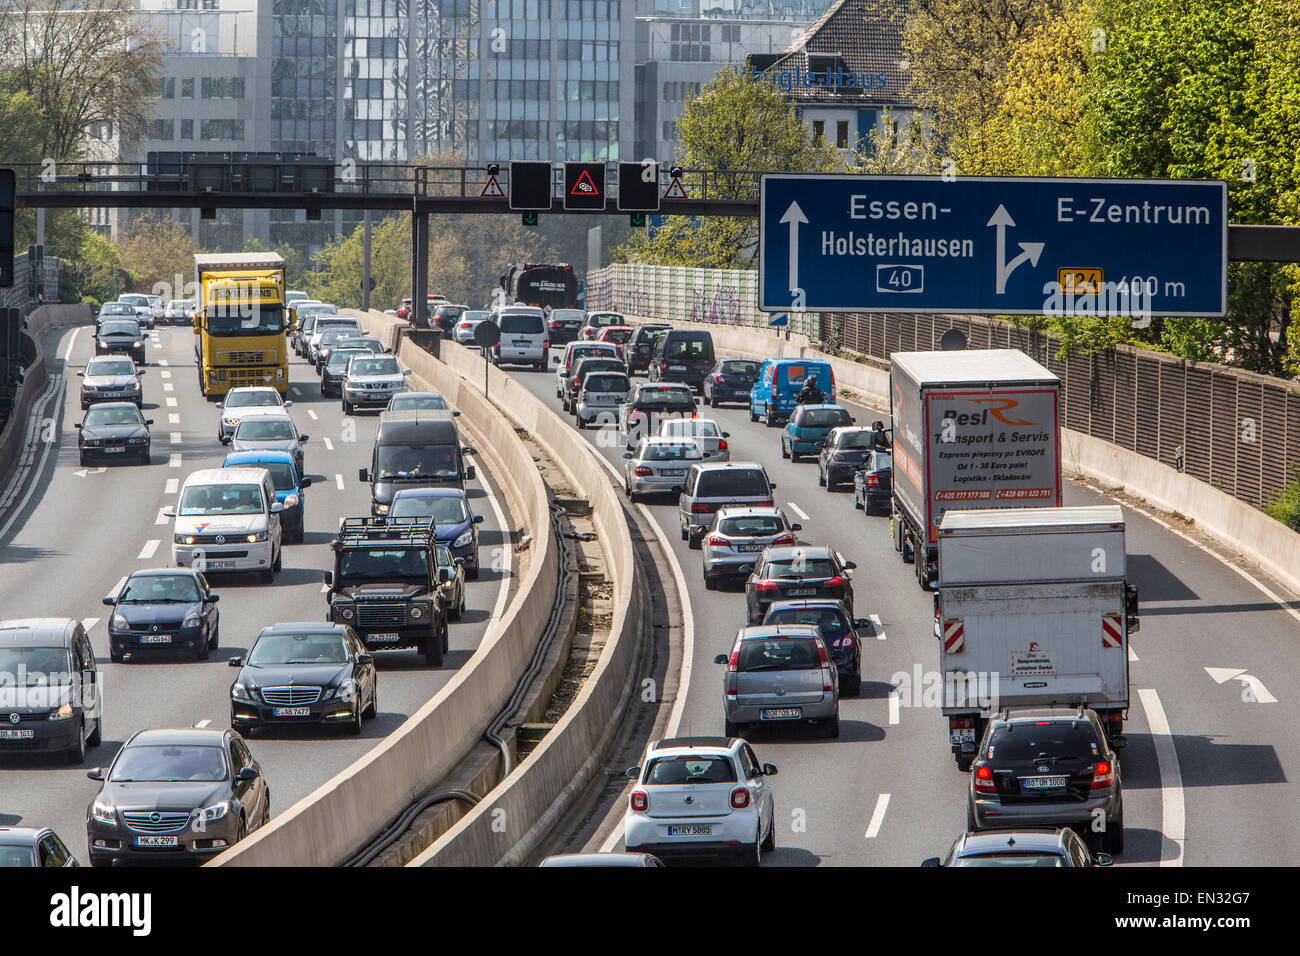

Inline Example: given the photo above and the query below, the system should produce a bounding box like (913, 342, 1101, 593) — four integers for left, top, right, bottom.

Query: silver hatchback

(701, 507, 800, 589)
(713, 625, 840, 739)
(623, 437, 703, 501)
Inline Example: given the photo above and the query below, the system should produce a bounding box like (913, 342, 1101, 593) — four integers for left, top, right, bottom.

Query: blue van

(222, 449, 310, 543)
(748, 358, 836, 427)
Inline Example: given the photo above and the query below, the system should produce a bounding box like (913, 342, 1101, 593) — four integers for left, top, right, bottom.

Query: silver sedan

(701, 506, 800, 589)
(622, 437, 703, 501)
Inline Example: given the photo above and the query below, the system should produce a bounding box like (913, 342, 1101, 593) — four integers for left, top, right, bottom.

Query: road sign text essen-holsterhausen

(759, 175, 1228, 317)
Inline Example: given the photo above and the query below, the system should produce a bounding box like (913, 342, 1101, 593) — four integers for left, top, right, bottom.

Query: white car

(622, 437, 703, 501)
(116, 294, 157, 328)
(623, 737, 778, 866)
(453, 311, 492, 345)
(216, 386, 292, 441)
(226, 412, 309, 476)
(166, 467, 284, 583)
(342, 353, 412, 415)
(658, 417, 730, 461)
(554, 340, 619, 397)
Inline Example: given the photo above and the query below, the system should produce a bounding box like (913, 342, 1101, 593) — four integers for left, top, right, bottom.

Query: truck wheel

(891, 512, 903, 552)
(749, 405, 758, 422)
(765, 408, 778, 428)
(901, 530, 914, 564)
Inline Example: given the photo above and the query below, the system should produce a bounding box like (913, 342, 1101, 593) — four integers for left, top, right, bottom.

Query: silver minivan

(491, 307, 548, 370)
(678, 462, 776, 549)
(713, 624, 840, 738)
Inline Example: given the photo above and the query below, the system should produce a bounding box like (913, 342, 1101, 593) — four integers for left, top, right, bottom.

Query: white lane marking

(869, 613, 886, 640)
(80, 618, 99, 634)
(73, 468, 106, 478)
(169, 414, 180, 425)
(1137, 688, 1185, 867)
(787, 501, 810, 521)
(155, 507, 169, 525)
(307, 409, 318, 420)
(290, 386, 301, 396)
(864, 793, 891, 839)
(166, 397, 177, 407)
(137, 539, 160, 560)
(62, 327, 81, 361)
(320, 581, 330, 593)
(0, 362, 64, 541)
(169, 432, 182, 444)
(169, 453, 182, 468)
(887, 690, 900, 725)
(165, 478, 179, 495)
(323, 437, 334, 451)
(1128, 645, 1140, 662)
(1204, 666, 1277, 703)
(158, 359, 169, 367)
(335, 473, 344, 490)
(163, 382, 174, 392)
(161, 370, 172, 379)
(109, 575, 127, 598)
(194, 719, 211, 728)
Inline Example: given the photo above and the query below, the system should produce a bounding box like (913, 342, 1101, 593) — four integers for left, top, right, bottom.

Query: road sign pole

(362, 209, 372, 312)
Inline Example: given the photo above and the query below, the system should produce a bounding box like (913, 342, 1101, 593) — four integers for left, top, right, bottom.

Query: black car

(0, 827, 79, 867)
(922, 828, 1113, 867)
(76, 402, 152, 466)
(229, 623, 377, 736)
(818, 425, 889, 491)
(103, 569, 220, 663)
(744, 546, 857, 625)
(433, 304, 467, 333)
(0, 618, 101, 764)
(545, 308, 586, 345)
(648, 329, 716, 392)
(619, 383, 699, 449)
(563, 355, 625, 411)
(702, 358, 761, 407)
(321, 347, 370, 398)
(95, 319, 146, 362)
(760, 598, 866, 696)
(853, 449, 893, 514)
(623, 324, 671, 375)
(86, 727, 269, 867)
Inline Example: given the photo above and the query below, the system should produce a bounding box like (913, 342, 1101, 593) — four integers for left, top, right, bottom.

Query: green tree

(63, 229, 124, 308)
(115, 211, 197, 300)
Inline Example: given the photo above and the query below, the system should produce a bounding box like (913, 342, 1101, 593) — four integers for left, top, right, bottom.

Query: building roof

(758, 0, 912, 107)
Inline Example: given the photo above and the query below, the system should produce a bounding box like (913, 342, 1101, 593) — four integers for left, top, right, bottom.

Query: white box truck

(935, 505, 1140, 770)
(889, 349, 1062, 590)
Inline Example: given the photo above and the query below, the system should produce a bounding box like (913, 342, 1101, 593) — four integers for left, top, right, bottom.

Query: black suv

(967, 707, 1124, 854)
(323, 517, 451, 666)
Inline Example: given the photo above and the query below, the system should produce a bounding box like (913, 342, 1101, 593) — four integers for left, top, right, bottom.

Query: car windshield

(798, 408, 851, 427)
(550, 309, 584, 321)
(110, 745, 227, 783)
(697, 471, 770, 497)
(662, 420, 719, 437)
(763, 556, 837, 579)
(500, 314, 544, 334)
(588, 313, 621, 327)
(235, 419, 295, 441)
(585, 374, 628, 393)
(83, 406, 142, 427)
(390, 393, 448, 410)
(0, 846, 36, 867)
(341, 339, 383, 352)
(954, 853, 1066, 867)
(166, 301, 188, 310)
(390, 495, 470, 523)
(0, 647, 73, 685)
(636, 388, 693, 408)
(100, 304, 134, 315)
(602, 328, 632, 342)
(645, 755, 735, 785)
(464, 311, 490, 322)
(248, 633, 348, 665)
(986, 724, 1102, 761)
(119, 574, 200, 604)
(225, 390, 281, 408)
(319, 331, 350, 346)
(838, 430, 884, 449)
(718, 515, 784, 537)
(721, 360, 760, 376)
(206, 303, 285, 336)
(764, 608, 847, 640)
(85, 359, 135, 376)
(568, 346, 611, 365)
(436, 307, 464, 317)
(120, 296, 148, 306)
(640, 442, 700, 462)
(376, 444, 459, 479)
(338, 548, 429, 580)
(178, 483, 264, 515)
(99, 322, 139, 336)
(351, 357, 400, 376)
(576, 360, 621, 377)
(327, 350, 368, 370)
(250, 461, 298, 491)
(737, 637, 821, 671)
(664, 337, 709, 360)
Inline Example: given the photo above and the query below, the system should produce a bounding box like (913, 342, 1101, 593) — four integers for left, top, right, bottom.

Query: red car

(595, 325, 635, 359)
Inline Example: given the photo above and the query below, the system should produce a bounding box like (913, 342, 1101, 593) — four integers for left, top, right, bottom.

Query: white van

(166, 468, 284, 583)
(490, 306, 548, 370)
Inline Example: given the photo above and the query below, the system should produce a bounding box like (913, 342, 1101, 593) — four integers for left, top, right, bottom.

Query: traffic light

(509, 161, 553, 211)
(629, 212, 647, 228)
(521, 211, 539, 227)
(0, 169, 14, 289)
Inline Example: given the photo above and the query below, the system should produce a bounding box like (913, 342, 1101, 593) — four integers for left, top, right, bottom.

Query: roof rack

(332, 516, 436, 550)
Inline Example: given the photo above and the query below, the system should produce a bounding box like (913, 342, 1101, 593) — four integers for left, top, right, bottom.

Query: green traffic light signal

(630, 213, 647, 228)
(521, 211, 538, 226)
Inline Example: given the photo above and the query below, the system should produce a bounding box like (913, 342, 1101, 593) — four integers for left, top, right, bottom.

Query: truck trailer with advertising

(193, 253, 288, 398)
(500, 263, 578, 310)
(888, 349, 1062, 590)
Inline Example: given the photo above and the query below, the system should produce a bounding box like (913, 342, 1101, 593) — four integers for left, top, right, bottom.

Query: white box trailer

(935, 505, 1139, 770)
(889, 349, 1062, 591)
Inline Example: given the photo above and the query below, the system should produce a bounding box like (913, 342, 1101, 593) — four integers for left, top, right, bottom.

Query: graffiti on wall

(688, 282, 743, 325)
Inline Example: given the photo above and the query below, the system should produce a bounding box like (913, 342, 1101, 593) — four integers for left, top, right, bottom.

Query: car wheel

(342, 399, 352, 415)
(842, 675, 861, 697)
(575, 414, 585, 429)
(854, 489, 863, 510)
(966, 802, 978, 830)
(1103, 803, 1125, 854)
(109, 646, 123, 664)
(820, 709, 840, 739)
(450, 593, 463, 621)
(260, 568, 274, 584)
(680, 525, 688, 541)
(363, 683, 378, 719)
(749, 405, 758, 422)
(423, 631, 444, 667)
(89, 854, 110, 868)
(765, 408, 777, 428)
(65, 720, 86, 764)
(272, 548, 282, 573)
(466, 566, 479, 581)
(741, 832, 761, 867)
(87, 714, 102, 748)
(346, 703, 363, 736)
(817, 467, 826, 486)
(197, 633, 210, 661)
(704, 571, 717, 590)
(209, 622, 220, 649)
(781, 441, 789, 460)
(724, 719, 742, 738)
(237, 814, 248, 843)
(709, 392, 718, 408)
(790, 450, 801, 463)
(688, 532, 701, 551)
(761, 810, 776, 852)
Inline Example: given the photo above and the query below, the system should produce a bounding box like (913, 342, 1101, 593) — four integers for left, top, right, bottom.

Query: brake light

(690, 503, 711, 513)
(772, 532, 795, 546)
(825, 576, 844, 588)
(630, 791, 648, 812)
(706, 535, 725, 547)
(727, 646, 739, 671)
(718, 439, 727, 451)
(573, 376, 581, 387)
(866, 473, 879, 488)
(730, 788, 750, 809)
(815, 639, 831, 668)
(973, 765, 997, 793)
(633, 466, 653, 477)
(755, 580, 779, 590)
(712, 373, 725, 384)
(541, 338, 549, 348)
(1091, 761, 1113, 789)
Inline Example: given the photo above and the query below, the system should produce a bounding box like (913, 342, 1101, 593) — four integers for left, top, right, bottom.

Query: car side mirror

(357, 653, 374, 665)
(737, 564, 755, 576)
(284, 400, 293, 407)
(791, 523, 802, 532)
(722, 432, 730, 438)
(323, 571, 333, 585)
(75, 423, 82, 429)
(762, 763, 778, 776)
(465, 465, 476, 481)
(854, 618, 871, 628)
(102, 596, 116, 606)
(472, 515, 484, 524)
(137, 368, 146, 375)
(299, 435, 310, 443)
(622, 452, 633, 459)
(76, 371, 84, 377)
(358, 468, 369, 482)
(162, 509, 176, 518)
(452, 410, 461, 417)
(219, 435, 231, 445)
(227, 657, 243, 667)
(920, 857, 941, 868)
(270, 502, 284, 513)
(236, 766, 260, 781)
(86, 768, 105, 781)
(300, 477, 312, 488)
(145, 419, 154, 426)
(215, 402, 224, 409)
(624, 767, 640, 780)
(843, 561, 857, 570)
(205, 594, 220, 604)
(713, 654, 728, 664)
(403, 368, 413, 376)
(461, 446, 475, 455)
(1093, 852, 1114, 867)
(769, 482, 777, 490)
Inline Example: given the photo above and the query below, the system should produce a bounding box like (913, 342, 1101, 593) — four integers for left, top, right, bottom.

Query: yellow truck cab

(193, 253, 290, 398)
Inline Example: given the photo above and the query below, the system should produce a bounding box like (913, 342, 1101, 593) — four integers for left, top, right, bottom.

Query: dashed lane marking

(137, 539, 160, 560)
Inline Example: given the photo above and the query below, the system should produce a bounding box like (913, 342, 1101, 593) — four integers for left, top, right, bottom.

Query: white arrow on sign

(987, 204, 1044, 294)
(780, 201, 808, 291)
(1204, 666, 1277, 703)
(73, 467, 106, 478)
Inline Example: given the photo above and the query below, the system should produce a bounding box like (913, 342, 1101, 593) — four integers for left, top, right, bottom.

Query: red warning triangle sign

(663, 176, 687, 199)
(480, 175, 505, 198)
(569, 168, 601, 196)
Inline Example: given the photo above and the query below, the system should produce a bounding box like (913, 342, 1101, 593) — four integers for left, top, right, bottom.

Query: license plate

(367, 632, 401, 642)
(738, 544, 765, 552)
(786, 587, 817, 596)
(669, 365, 686, 371)
(134, 836, 179, 848)
(513, 340, 530, 346)
(104, 447, 125, 454)
(950, 728, 976, 744)
(140, 635, 172, 644)
(273, 707, 310, 717)
(208, 560, 236, 569)
(660, 469, 685, 477)
(0, 728, 34, 740)
(761, 708, 802, 720)
(667, 824, 712, 836)
(1021, 775, 1069, 789)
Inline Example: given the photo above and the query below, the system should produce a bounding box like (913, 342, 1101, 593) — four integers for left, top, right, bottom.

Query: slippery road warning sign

(564, 162, 605, 211)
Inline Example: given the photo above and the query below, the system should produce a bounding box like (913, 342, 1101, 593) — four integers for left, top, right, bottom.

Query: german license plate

(140, 634, 172, 644)
(669, 365, 686, 372)
(787, 588, 816, 597)
(134, 835, 179, 848)
(0, 728, 34, 740)
(368, 632, 401, 642)
(661, 469, 685, 477)
(667, 824, 712, 836)
(273, 707, 310, 717)
(513, 339, 530, 346)
(739, 544, 765, 552)
(208, 560, 236, 569)
(104, 447, 125, 454)
(950, 728, 976, 744)
(761, 708, 802, 720)
(1021, 775, 1068, 789)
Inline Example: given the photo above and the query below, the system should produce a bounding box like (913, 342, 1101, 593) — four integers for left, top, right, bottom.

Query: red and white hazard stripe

(1101, 612, 1124, 648)
(943, 618, 965, 653)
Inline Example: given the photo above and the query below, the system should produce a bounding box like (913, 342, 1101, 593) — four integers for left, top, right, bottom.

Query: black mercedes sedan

(229, 623, 378, 736)
(94, 319, 146, 362)
(77, 402, 152, 466)
(103, 569, 220, 663)
(86, 727, 269, 867)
